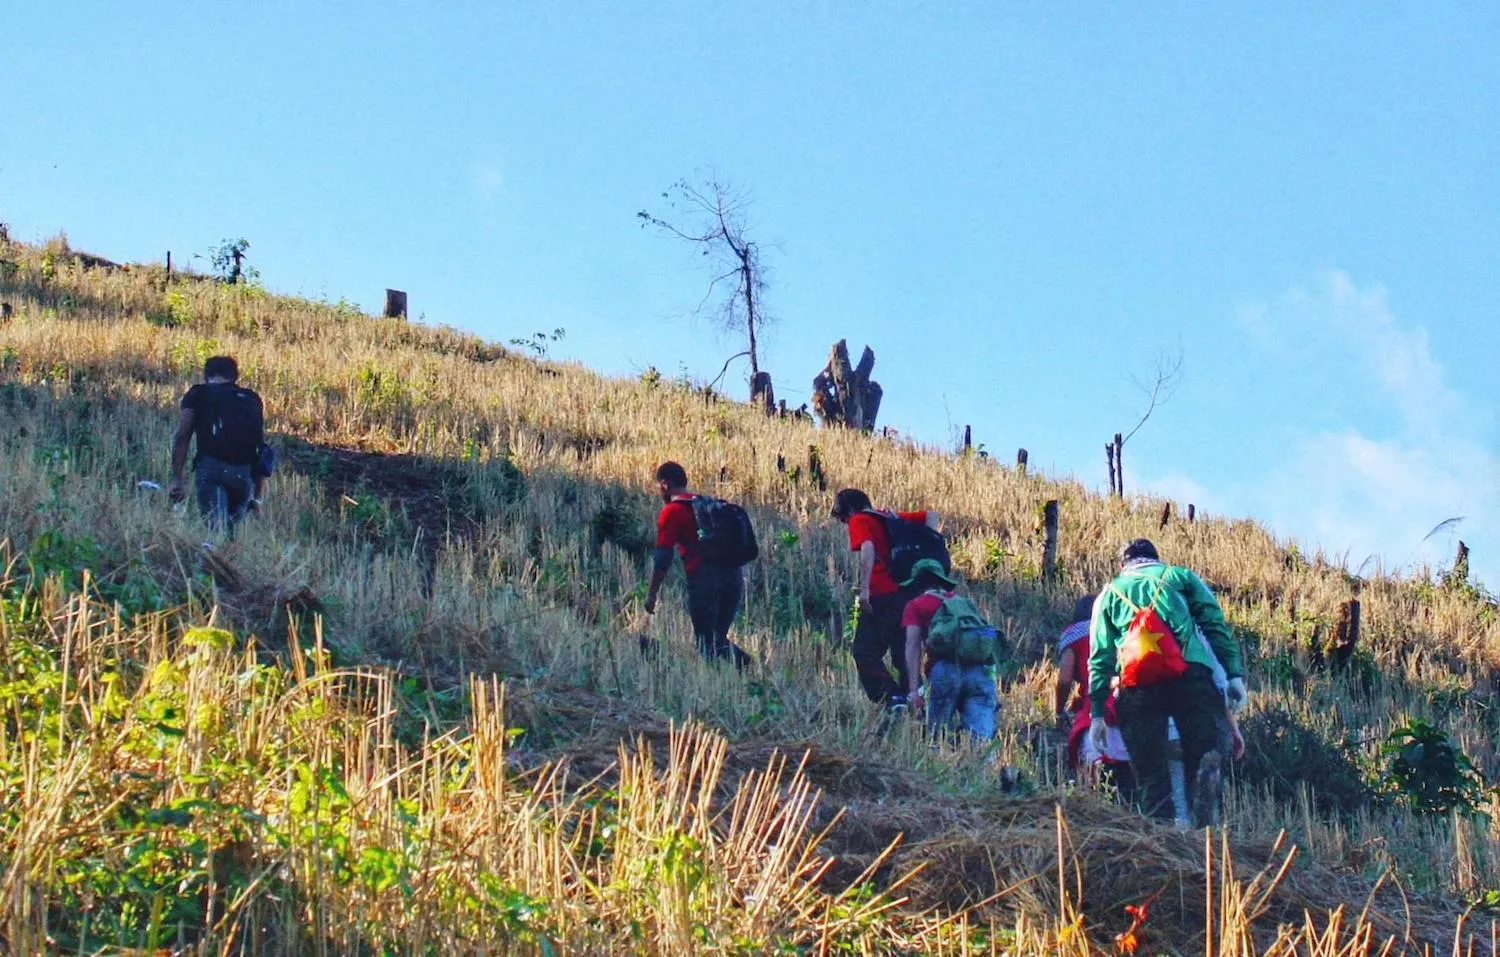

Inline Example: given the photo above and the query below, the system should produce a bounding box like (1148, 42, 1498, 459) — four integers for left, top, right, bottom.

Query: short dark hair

(1119, 538, 1160, 564)
(831, 488, 872, 520)
(655, 461, 688, 488)
(203, 355, 239, 382)
(1070, 594, 1096, 624)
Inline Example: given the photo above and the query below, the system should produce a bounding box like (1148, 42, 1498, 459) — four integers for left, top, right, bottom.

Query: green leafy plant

(1380, 718, 1486, 815)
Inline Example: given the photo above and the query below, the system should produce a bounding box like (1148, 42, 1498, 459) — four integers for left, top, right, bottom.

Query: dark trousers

(852, 589, 912, 703)
(194, 455, 254, 535)
(686, 563, 752, 669)
(1115, 663, 1225, 821)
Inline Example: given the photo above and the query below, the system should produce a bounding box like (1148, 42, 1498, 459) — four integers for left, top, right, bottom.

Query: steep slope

(2, 234, 1497, 952)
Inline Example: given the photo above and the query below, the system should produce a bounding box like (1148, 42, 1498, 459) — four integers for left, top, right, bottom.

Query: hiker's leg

(685, 571, 720, 660)
(851, 595, 902, 703)
(222, 465, 254, 536)
(1167, 665, 1226, 819)
(925, 661, 960, 736)
(715, 566, 752, 670)
(1116, 686, 1173, 820)
(881, 590, 913, 695)
(193, 459, 228, 531)
(959, 665, 997, 742)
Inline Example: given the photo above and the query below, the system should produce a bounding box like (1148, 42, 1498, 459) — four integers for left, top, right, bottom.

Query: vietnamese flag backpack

(1108, 569, 1189, 687)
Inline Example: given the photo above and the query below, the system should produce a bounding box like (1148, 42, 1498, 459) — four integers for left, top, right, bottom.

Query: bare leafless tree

(638, 178, 772, 404)
(1108, 350, 1183, 496)
(1122, 350, 1184, 445)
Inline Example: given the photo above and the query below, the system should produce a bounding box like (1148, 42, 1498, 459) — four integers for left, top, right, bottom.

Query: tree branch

(709, 350, 752, 389)
(1121, 350, 1183, 445)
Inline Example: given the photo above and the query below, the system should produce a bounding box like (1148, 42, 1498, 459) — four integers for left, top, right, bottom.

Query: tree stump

(384, 289, 408, 320)
(811, 339, 883, 430)
(750, 371, 775, 415)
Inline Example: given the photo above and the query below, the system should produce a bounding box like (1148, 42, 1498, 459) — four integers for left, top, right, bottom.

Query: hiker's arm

(1087, 597, 1118, 718)
(924, 510, 941, 530)
(644, 547, 673, 613)
(169, 409, 194, 497)
(905, 625, 924, 700)
(858, 542, 876, 605)
(1181, 570, 1242, 678)
(1055, 646, 1078, 718)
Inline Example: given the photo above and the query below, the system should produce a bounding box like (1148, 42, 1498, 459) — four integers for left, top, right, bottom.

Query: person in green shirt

(1088, 539, 1247, 823)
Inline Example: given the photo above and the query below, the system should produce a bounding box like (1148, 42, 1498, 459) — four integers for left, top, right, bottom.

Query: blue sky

(4, 3, 1497, 586)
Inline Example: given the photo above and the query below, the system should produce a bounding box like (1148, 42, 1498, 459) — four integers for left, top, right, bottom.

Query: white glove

(1225, 677, 1248, 715)
(1088, 717, 1109, 756)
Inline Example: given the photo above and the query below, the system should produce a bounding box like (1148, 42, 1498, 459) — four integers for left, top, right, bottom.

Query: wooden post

(0, 302, 11, 321)
(384, 288, 408, 319)
(962, 425, 972, 453)
(1105, 443, 1117, 497)
(1453, 541, 1471, 586)
(807, 445, 827, 491)
(1017, 448, 1028, 473)
(1042, 500, 1060, 582)
(1116, 434, 1125, 489)
(1159, 502, 1172, 529)
(165, 251, 172, 280)
(1188, 503, 1196, 523)
(1332, 599, 1361, 670)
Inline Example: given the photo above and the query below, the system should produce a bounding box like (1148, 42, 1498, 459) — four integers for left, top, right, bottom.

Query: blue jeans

(194, 455, 254, 535)
(926, 661, 997, 742)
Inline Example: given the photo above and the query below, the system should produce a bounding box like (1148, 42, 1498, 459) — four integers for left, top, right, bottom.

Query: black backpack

(874, 510, 950, 586)
(689, 496, 759, 566)
(197, 384, 264, 466)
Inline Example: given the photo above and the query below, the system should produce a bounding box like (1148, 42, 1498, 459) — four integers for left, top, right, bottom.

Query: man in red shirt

(831, 487, 941, 708)
(644, 462, 752, 668)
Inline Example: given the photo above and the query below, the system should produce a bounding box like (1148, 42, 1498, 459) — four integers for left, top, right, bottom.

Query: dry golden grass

(2, 233, 1499, 952)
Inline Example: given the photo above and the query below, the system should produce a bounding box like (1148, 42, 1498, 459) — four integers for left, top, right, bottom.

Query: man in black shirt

(169, 355, 266, 535)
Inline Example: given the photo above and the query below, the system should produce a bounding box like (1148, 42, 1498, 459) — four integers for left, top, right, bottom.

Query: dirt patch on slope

(501, 684, 1470, 953)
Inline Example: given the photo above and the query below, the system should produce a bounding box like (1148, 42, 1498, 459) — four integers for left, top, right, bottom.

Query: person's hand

(168, 478, 186, 503)
(908, 689, 924, 714)
(857, 591, 872, 612)
(643, 594, 657, 615)
(1088, 717, 1109, 756)
(1228, 721, 1246, 760)
(1225, 677, 1248, 715)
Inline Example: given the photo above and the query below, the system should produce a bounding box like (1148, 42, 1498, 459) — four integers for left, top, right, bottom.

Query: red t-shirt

(901, 589, 952, 677)
(847, 510, 929, 597)
(656, 496, 702, 575)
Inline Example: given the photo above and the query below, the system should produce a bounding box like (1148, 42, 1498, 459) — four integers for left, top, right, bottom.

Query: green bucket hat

(901, 558, 959, 590)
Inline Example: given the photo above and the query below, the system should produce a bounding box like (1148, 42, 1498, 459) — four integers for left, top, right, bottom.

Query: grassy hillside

(2, 232, 1498, 953)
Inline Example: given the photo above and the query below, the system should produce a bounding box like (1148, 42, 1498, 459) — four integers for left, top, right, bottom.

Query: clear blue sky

(5, 3, 1497, 586)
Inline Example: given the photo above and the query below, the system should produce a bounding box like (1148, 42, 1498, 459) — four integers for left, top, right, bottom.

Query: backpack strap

(1108, 565, 1169, 614)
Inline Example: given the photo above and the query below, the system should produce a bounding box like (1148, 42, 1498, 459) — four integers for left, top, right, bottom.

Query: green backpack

(925, 591, 1002, 665)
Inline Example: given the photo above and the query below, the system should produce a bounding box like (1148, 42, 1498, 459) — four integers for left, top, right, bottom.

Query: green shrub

(1235, 708, 1369, 818)
(1378, 718, 1486, 816)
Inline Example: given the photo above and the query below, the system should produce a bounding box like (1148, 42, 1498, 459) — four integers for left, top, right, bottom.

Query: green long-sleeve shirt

(1088, 560, 1242, 717)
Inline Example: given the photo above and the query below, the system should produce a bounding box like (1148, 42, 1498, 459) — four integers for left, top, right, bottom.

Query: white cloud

(1321, 271, 1461, 430)
(473, 163, 505, 204)
(1213, 272, 1499, 586)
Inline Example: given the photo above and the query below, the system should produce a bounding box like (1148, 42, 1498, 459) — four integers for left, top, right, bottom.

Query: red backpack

(1108, 570, 1189, 687)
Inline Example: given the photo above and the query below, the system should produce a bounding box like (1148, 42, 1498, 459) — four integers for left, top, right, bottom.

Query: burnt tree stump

(384, 289, 408, 320)
(812, 339, 883, 431)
